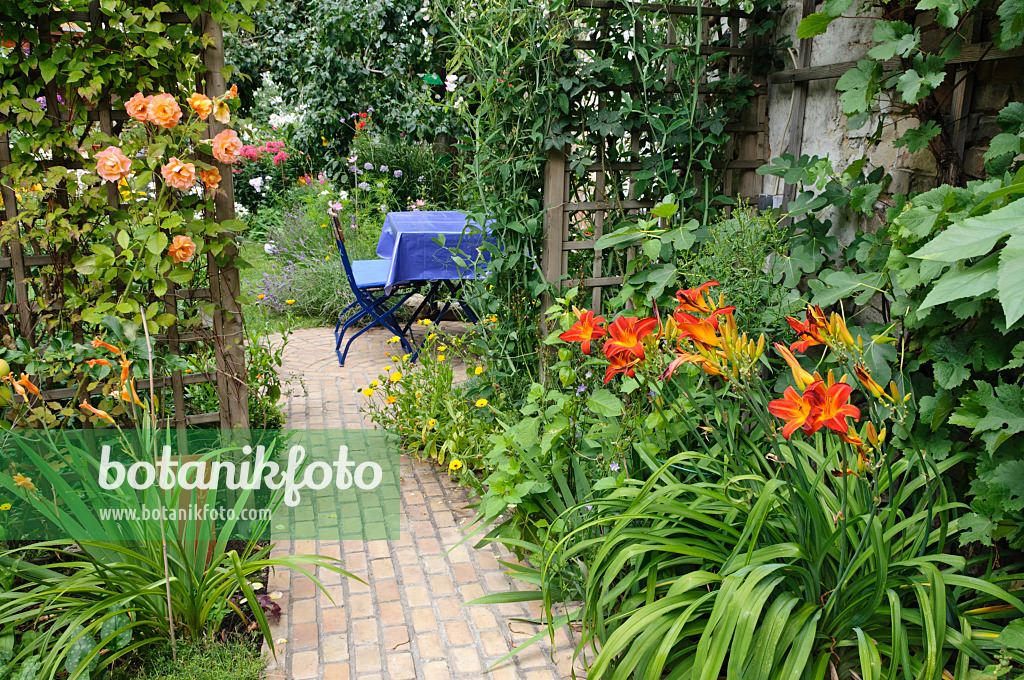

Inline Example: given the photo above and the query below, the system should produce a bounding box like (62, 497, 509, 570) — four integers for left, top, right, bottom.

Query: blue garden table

(375, 210, 490, 291)
(372, 211, 488, 355)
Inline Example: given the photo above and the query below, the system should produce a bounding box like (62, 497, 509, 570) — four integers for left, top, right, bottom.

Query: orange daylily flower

(854, 363, 889, 401)
(559, 307, 607, 355)
(603, 316, 658, 360)
(786, 305, 828, 353)
(119, 379, 144, 406)
(675, 281, 720, 316)
(675, 313, 723, 349)
(604, 352, 642, 384)
(767, 386, 816, 439)
(91, 337, 122, 354)
(661, 348, 724, 380)
(805, 379, 860, 434)
(80, 401, 115, 424)
(13, 473, 35, 492)
(775, 343, 815, 389)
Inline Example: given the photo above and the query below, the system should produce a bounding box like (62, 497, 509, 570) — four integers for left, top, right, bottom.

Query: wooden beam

(771, 42, 1024, 84)
(781, 0, 816, 213)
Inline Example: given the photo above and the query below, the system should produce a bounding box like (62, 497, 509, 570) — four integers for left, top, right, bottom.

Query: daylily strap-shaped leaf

(603, 316, 659, 360)
(559, 307, 607, 355)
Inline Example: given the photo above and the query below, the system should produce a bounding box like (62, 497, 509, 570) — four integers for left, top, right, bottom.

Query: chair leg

(340, 291, 416, 365)
(335, 307, 370, 366)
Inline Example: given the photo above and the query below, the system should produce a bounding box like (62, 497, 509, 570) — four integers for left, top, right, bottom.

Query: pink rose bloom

(160, 156, 196, 190)
(211, 129, 243, 164)
(94, 146, 132, 183)
(125, 93, 150, 122)
(147, 93, 182, 128)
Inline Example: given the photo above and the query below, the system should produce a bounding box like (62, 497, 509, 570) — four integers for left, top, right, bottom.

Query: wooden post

(781, 0, 816, 212)
(202, 14, 248, 429)
(0, 133, 34, 342)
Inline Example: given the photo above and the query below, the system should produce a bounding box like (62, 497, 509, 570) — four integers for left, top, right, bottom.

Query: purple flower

(357, 182, 370, 190)
(393, 170, 403, 178)
(367, 106, 374, 113)
(575, 384, 586, 395)
(364, 162, 373, 170)
(348, 165, 357, 173)
(584, 505, 593, 511)
(610, 462, 621, 472)
(584, 371, 592, 379)
(379, 165, 389, 172)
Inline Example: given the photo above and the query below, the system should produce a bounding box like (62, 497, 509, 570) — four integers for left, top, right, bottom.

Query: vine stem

(140, 303, 177, 662)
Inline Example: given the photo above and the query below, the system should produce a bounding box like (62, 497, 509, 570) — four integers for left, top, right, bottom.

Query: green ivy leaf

(866, 21, 918, 60)
(996, 0, 1024, 50)
(894, 120, 940, 153)
(797, 13, 835, 38)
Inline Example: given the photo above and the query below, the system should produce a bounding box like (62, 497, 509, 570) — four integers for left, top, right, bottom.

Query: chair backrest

(330, 214, 360, 293)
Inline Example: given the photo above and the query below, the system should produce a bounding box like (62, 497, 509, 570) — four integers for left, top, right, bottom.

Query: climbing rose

(199, 167, 221, 191)
(168, 234, 197, 263)
(125, 92, 150, 122)
(187, 92, 212, 119)
(211, 129, 242, 164)
(94, 146, 132, 183)
(147, 93, 182, 128)
(160, 156, 196, 190)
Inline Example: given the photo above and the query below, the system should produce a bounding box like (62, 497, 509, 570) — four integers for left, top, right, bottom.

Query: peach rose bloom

(187, 92, 212, 120)
(226, 84, 238, 99)
(168, 234, 197, 263)
(161, 157, 196, 191)
(147, 93, 182, 128)
(211, 129, 242, 164)
(199, 167, 221, 191)
(94, 146, 133, 183)
(125, 93, 150, 122)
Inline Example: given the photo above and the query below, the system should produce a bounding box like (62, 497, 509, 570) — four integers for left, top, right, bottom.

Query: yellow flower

(490, 315, 498, 323)
(438, 345, 448, 351)
(321, 136, 328, 146)
(384, 366, 392, 371)
(474, 366, 484, 375)
(402, 354, 410, 360)
(286, 299, 295, 305)
(427, 418, 436, 429)
(427, 333, 436, 340)
(437, 355, 446, 362)
(370, 380, 380, 388)
(390, 372, 402, 382)
(421, 319, 432, 326)
(387, 336, 400, 344)
(13, 473, 35, 492)
(325, 255, 330, 261)
(475, 398, 488, 408)
(361, 388, 374, 397)
(256, 293, 265, 300)
(448, 459, 463, 471)
(0, 503, 10, 511)
(386, 395, 397, 404)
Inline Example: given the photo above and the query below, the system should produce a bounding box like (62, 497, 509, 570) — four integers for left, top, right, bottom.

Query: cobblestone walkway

(264, 326, 585, 680)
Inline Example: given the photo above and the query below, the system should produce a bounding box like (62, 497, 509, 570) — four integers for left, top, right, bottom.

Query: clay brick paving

(264, 326, 585, 679)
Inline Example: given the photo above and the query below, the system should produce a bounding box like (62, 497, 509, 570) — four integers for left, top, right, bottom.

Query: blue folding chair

(331, 215, 417, 366)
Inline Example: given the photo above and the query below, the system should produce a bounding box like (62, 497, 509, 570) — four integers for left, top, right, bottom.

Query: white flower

(248, 177, 264, 192)
(380, 204, 388, 213)
(320, 190, 329, 196)
(339, 190, 350, 201)
(445, 74, 458, 92)
(264, 242, 277, 255)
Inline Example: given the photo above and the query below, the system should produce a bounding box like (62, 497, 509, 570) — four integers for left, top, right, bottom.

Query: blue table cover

(375, 211, 489, 290)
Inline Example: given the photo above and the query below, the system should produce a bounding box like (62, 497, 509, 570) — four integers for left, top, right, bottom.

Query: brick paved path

(263, 326, 586, 680)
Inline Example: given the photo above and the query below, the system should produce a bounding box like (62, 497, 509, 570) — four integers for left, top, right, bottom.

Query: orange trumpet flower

(558, 307, 607, 355)
(603, 316, 658, 360)
(86, 358, 111, 368)
(15, 373, 39, 399)
(91, 337, 122, 354)
(119, 358, 132, 386)
(80, 401, 115, 424)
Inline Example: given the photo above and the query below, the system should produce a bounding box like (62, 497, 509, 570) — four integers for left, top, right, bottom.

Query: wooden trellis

(0, 6, 247, 429)
(542, 0, 769, 309)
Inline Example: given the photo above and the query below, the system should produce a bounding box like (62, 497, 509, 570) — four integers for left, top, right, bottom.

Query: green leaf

(146, 231, 168, 256)
(983, 132, 1022, 163)
(998, 232, 1024, 325)
(919, 255, 999, 310)
(912, 198, 1024, 261)
(38, 59, 58, 84)
(895, 68, 945, 103)
(916, 0, 964, 28)
(996, 0, 1024, 50)
(894, 120, 941, 153)
(797, 13, 835, 38)
(933, 361, 971, 389)
(651, 202, 678, 219)
(866, 21, 918, 60)
(587, 388, 624, 417)
(642, 238, 662, 261)
(837, 61, 882, 115)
